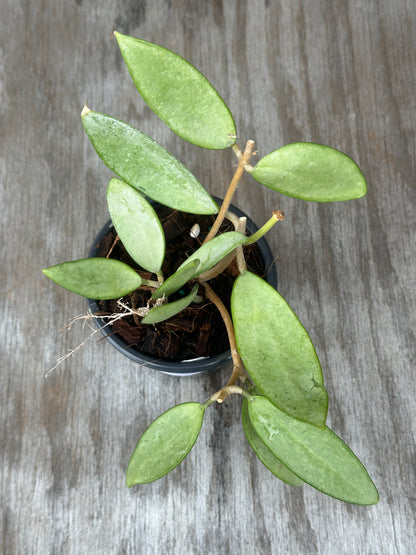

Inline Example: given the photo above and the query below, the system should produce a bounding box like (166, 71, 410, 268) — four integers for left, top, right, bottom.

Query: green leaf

(107, 178, 165, 273)
(115, 32, 236, 150)
(154, 231, 247, 299)
(176, 231, 247, 278)
(82, 109, 218, 214)
(42, 258, 141, 300)
(241, 399, 303, 487)
(250, 142, 367, 202)
(231, 271, 328, 427)
(141, 283, 199, 325)
(152, 259, 200, 299)
(248, 396, 379, 505)
(126, 402, 205, 486)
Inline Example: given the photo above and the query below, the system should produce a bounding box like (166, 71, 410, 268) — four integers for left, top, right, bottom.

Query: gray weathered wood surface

(1, 0, 415, 553)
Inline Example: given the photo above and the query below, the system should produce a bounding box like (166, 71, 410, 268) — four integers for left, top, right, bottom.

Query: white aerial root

(45, 299, 161, 378)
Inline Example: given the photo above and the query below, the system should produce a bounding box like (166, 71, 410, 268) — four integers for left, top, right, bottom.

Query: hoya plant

(43, 33, 378, 505)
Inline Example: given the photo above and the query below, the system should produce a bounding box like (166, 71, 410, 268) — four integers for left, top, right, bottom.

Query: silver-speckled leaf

(115, 33, 236, 150)
(248, 396, 379, 505)
(43, 258, 141, 300)
(82, 109, 218, 214)
(251, 142, 367, 202)
(241, 399, 303, 487)
(107, 178, 165, 273)
(232, 271, 328, 428)
(126, 402, 205, 486)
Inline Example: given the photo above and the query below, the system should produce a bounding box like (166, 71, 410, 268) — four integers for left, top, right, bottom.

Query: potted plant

(43, 33, 378, 505)
(85, 197, 278, 375)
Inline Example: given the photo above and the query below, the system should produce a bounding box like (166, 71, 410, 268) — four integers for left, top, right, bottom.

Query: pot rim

(87, 198, 277, 376)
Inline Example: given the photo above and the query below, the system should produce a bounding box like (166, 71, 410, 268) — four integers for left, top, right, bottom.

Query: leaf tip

(81, 104, 91, 118)
(113, 30, 123, 44)
(42, 266, 55, 279)
(126, 477, 136, 488)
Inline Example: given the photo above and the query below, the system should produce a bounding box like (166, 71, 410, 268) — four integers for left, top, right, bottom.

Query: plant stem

(232, 214, 247, 273)
(231, 143, 243, 159)
(202, 385, 253, 408)
(203, 139, 255, 244)
(106, 234, 119, 258)
(245, 210, 285, 245)
(141, 278, 160, 288)
(224, 209, 247, 272)
(197, 210, 247, 281)
(197, 251, 236, 282)
(202, 282, 246, 401)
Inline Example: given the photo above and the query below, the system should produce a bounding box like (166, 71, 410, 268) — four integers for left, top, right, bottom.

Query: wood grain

(1, 0, 415, 553)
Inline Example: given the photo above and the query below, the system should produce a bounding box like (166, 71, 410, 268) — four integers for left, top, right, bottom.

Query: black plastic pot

(87, 200, 277, 376)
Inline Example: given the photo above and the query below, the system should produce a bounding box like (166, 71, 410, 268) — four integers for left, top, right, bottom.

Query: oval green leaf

(241, 399, 303, 487)
(176, 231, 247, 278)
(250, 142, 367, 202)
(126, 402, 205, 486)
(141, 283, 199, 325)
(115, 32, 236, 150)
(231, 271, 328, 428)
(248, 396, 379, 505)
(42, 258, 142, 300)
(152, 259, 200, 299)
(107, 178, 165, 273)
(82, 109, 218, 214)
